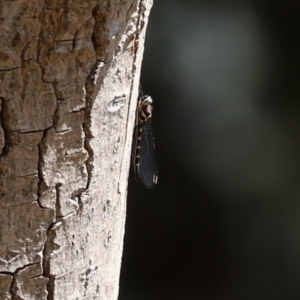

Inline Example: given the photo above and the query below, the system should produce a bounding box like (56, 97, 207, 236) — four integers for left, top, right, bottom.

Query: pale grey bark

(0, 0, 152, 299)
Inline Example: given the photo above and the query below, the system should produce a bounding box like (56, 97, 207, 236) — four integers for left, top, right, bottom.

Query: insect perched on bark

(132, 86, 158, 188)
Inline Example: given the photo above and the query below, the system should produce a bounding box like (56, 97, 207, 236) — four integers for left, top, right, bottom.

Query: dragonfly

(132, 86, 158, 188)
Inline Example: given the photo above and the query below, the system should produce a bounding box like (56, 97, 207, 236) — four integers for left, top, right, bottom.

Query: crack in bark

(38, 126, 56, 298)
(43, 219, 56, 300)
(1, 200, 37, 209)
(0, 66, 21, 72)
(46, 276, 54, 300)
(52, 94, 60, 131)
(18, 129, 44, 134)
(36, 126, 52, 209)
(82, 61, 100, 191)
(54, 183, 62, 217)
(77, 193, 84, 216)
(35, 7, 60, 298)
(16, 173, 38, 177)
(0, 97, 13, 157)
(82, 3, 110, 192)
(9, 262, 40, 299)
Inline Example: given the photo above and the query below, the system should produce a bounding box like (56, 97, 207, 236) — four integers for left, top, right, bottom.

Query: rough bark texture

(0, 0, 152, 299)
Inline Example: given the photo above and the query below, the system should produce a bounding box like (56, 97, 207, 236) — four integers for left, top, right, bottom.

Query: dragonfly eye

(142, 95, 153, 105)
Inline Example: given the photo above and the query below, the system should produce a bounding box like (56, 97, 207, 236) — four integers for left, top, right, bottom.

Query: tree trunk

(0, 0, 152, 299)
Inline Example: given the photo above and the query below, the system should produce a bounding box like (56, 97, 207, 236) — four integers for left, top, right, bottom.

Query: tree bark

(0, 0, 152, 299)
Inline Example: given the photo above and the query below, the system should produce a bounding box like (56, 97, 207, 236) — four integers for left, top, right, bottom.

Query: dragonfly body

(133, 87, 158, 188)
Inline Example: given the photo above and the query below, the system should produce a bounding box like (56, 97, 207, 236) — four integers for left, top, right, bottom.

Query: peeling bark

(0, 0, 152, 299)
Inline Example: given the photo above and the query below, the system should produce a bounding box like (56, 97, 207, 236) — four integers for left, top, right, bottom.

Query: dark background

(119, 1, 300, 299)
